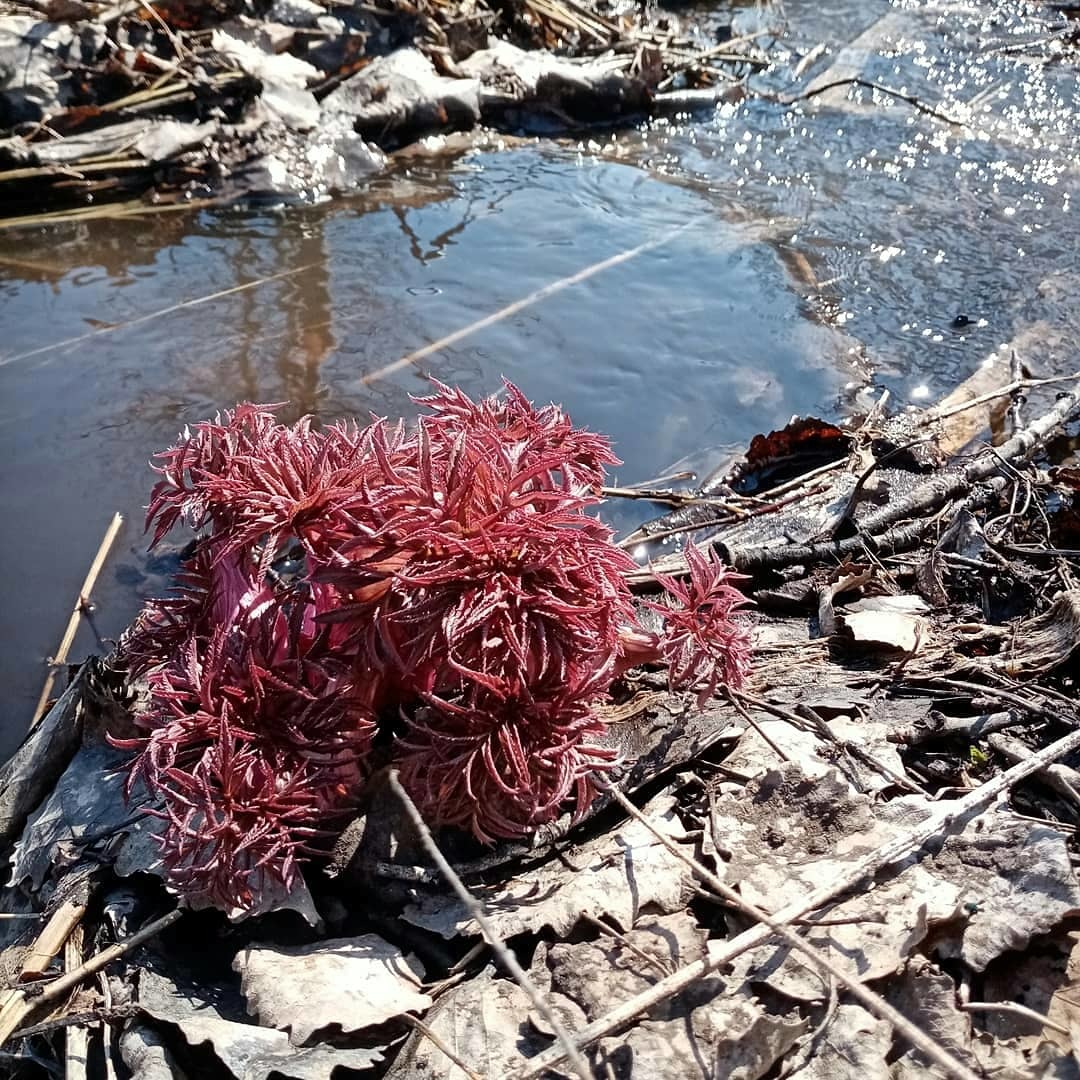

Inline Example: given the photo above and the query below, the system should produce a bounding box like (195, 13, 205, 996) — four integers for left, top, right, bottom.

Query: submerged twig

(362, 224, 691, 386)
(1, 266, 320, 367)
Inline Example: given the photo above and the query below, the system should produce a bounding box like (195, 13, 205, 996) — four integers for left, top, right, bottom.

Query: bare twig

(31, 513, 123, 727)
(0, 909, 183, 1046)
(924, 371, 1080, 424)
(386, 772, 593, 1080)
(960, 1001, 1070, 1038)
(510, 725, 1080, 1079)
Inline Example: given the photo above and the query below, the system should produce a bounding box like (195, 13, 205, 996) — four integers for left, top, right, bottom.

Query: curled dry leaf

(234, 935, 432, 1045)
(886, 960, 1070, 1080)
(838, 595, 930, 655)
(992, 589, 1080, 677)
(138, 967, 384, 1080)
(119, 1023, 186, 1080)
(402, 793, 695, 939)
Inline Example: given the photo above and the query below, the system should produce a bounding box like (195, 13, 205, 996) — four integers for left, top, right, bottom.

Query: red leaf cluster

(117, 382, 751, 910)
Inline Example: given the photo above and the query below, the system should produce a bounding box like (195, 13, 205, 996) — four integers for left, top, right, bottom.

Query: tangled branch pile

(115, 382, 750, 911)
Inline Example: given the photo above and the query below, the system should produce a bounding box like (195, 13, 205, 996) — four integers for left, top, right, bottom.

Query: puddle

(3, 0, 1080, 756)
(0, 150, 853, 755)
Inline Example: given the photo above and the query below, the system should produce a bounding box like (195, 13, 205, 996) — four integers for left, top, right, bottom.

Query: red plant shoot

(116, 382, 751, 910)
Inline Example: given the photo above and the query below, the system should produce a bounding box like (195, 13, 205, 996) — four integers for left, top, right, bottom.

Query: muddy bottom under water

(2, 0, 1080, 757)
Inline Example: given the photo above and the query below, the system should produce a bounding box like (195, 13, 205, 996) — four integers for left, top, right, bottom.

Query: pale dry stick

(18, 900, 87, 981)
(137, 0, 190, 61)
(386, 772, 593, 1080)
(64, 928, 89, 1080)
(0, 908, 183, 1046)
(959, 1001, 1070, 1039)
(511, 724, 1080, 1079)
(600, 485, 746, 514)
(602, 783, 980, 1080)
(31, 512, 124, 727)
(361, 224, 691, 386)
(402, 1015, 486, 1080)
(923, 371, 1080, 424)
(1, 264, 319, 367)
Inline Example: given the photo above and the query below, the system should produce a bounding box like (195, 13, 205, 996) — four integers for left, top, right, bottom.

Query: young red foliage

(117, 383, 751, 911)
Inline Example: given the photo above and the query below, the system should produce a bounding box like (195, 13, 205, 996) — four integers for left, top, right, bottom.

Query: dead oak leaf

(234, 935, 432, 1045)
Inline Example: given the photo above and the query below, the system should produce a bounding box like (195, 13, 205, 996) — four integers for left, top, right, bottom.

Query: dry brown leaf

(138, 967, 384, 1079)
(594, 984, 806, 1080)
(785, 1004, 891, 1080)
(402, 793, 695, 939)
(886, 960, 1072, 1080)
(545, 912, 709, 1019)
(721, 715, 907, 794)
(383, 965, 568, 1080)
(234, 935, 431, 1045)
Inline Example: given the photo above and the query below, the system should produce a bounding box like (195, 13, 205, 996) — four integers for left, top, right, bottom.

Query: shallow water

(2, 0, 1080, 757)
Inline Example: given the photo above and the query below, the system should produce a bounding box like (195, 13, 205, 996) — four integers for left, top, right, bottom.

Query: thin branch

(1, 265, 319, 368)
(510, 724, 1080, 1079)
(386, 771, 593, 1080)
(32, 512, 123, 727)
(924, 371, 1080, 424)
(784, 77, 964, 125)
(0, 909, 183, 1046)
